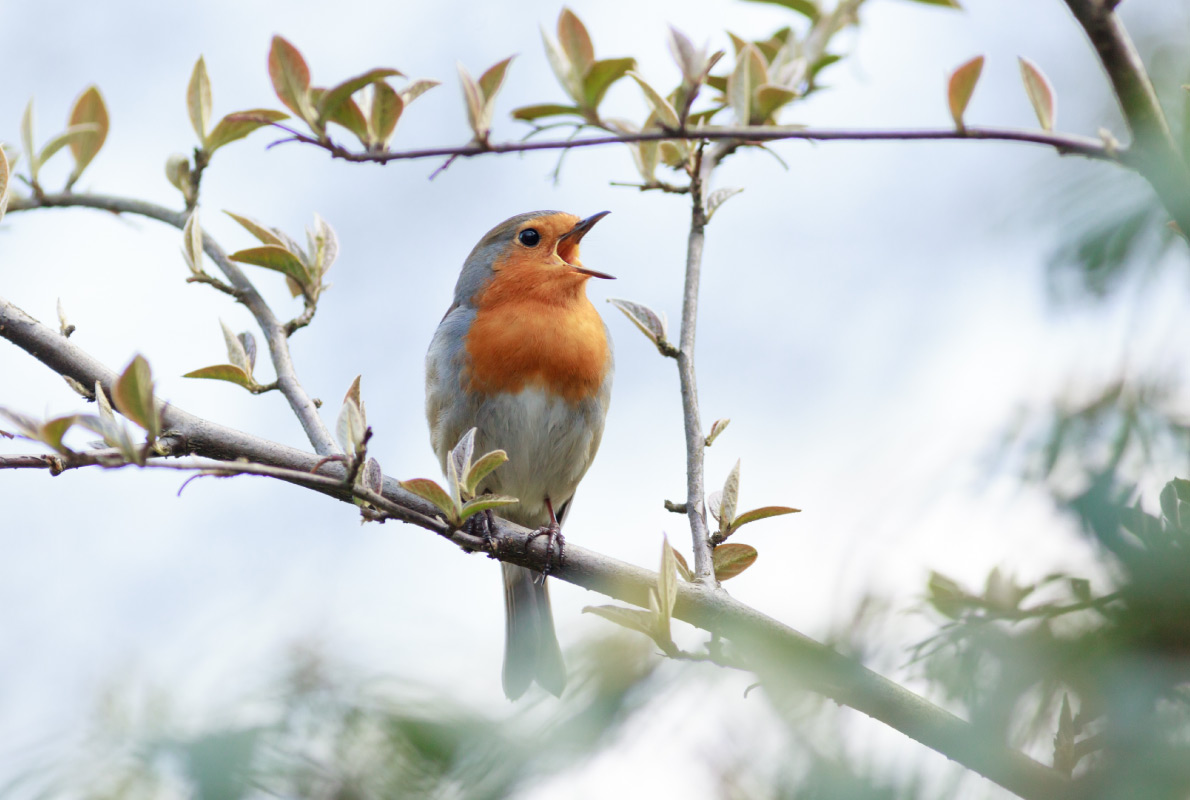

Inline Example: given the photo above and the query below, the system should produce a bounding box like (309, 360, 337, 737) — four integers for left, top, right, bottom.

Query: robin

(425, 210, 614, 700)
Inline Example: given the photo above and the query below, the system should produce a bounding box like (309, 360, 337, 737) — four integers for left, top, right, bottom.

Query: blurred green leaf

(583, 57, 635, 109)
(67, 85, 108, 184)
(317, 68, 402, 126)
(713, 542, 758, 580)
(182, 364, 257, 390)
(188, 56, 212, 142)
(947, 55, 984, 129)
(740, 0, 821, 20)
(205, 109, 288, 153)
(229, 245, 310, 284)
(1019, 57, 1055, 131)
(113, 354, 160, 442)
(268, 35, 314, 123)
(511, 103, 582, 121)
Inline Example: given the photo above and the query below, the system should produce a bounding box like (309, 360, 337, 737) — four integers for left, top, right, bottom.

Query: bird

(425, 210, 614, 700)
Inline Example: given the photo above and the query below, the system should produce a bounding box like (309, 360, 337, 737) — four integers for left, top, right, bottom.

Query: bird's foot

(526, 521, 564, 583)
(464, 508, 498, 555)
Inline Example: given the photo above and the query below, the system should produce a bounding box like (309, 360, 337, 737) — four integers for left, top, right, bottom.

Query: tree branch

(6, 192, 339, 456)
(1061, 0, 1190, 233)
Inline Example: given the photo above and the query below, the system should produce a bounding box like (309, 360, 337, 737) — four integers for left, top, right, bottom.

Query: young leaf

(464, 449, 508, 498)
(582, 604, 659, 639)
(713, 543, 758, 581)
(0, 144, 9, 223)
(658, 535, 678, 627)
(511, 103, 581, 121)
(705, 187, 743, 221)
(557, 8, 595, 76)
(478, 56, 514, 102)
(399, 478, 458, 521)
(947, 55, 984, 129)
(1018, 56, 1055, 131)
(360, 457, 384, 494)
(460, 494, 520, 522)
(165, 154, 193, 200)
(113, 355, 160, 442)
(40, 414, 81, 453)
(317, 68, 403, 125)
(400, 78, 441, 105)
(181, 211, 204, 274)
(229, 245, 310, 284)
(38, 124, 101, 170)
(205, 109, 288, 153)
(268, 36, 314, 123)
(188, 56, 213, 143)
(368, 81, 404, 147)
(728, 45, 767, 125)
(627, 72, 679, 130)
(67, 86, 109, 183)
(583, 57, 635, 109)
(224, 211, 286, 247)
(729, 505, 800, 534)
(237, 332, 257, 373)
(740, 0, 821, 21)
(307, 213, 339, 277)
(450, 427, 477, 487)
(705, 418, 730, 446)
(95, 380, 115, 423)
(608, 298, 667, 345)
(219, 319, 251, 373)
(542, 27, 580, 102)
(458, 64, 488, 141)
(335, 391, 366, 457)
(707, 490, 723, 524)
(901, 0, 961, 7)
(753, 84, 797, 122)
(669, 544, 693, 581)
(720, 459, 742, 532)
(20, 99, 36, 184)
(182, 364, 256, 390)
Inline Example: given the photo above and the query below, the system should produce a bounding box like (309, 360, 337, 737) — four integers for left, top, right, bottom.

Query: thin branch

(678, 144, 715, 585)
(273, 124, 1123, 166)
(0, 292, 1069, 800)
(6, 192, 339, 456)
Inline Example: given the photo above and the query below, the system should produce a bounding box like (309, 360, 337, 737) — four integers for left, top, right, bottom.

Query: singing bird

(425, 210, 614, 699)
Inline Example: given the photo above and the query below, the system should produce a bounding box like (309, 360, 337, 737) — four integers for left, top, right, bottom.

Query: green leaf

(181, 210, 204, 275)
(459, 494, 519, 521)
(478, 56, 514, 101)
(458, 64, 487, 141)
(1018, 56, 1055, 131)
(165, 154, 192, 199)
(0, 144, 10, 223)
(582, 604, 659, 639)
(450, 428, 478, 489)
(315, 91, 369, 143)
(38, 124, 101, 170)
(400, 78, 441, 105)
(631, 140, 658, 182)
(557, 8, 595, 75)
(316, 68, 403, 125)
(658, 535, 678, 627)
(583, 57, 635, 109)
(114, 354, 160, 442)
(205, 109, 288, 153)
(729, 505, 800, 534)
(67, 86, 108, 183)
(947, 55, 984, 129)
(20, 99, 35, 183)
(511, 103, 582, 121)
(608, 297, 667, 345)
(219, 319, 251, 373)
(728, 45, 767, 124)
(669, 544, 692, 581)
(739, 0, 821, 21)
(705, 417, 730, 446)
(753, 84, 797, 122)
(627, 72, 679, 130)
(336, 391, 366, 458)
(368, 80, 404, 146)
(900, 0, 961, 7)
(720, 459, 741, 533)
(229, 245, 310, 284)
(268, 35, 314, 123)
(41, 414, 81, 453)
(542, 27, 580, 102)
(188, 56, 212, 143)
(182, 364, 256, 390)
(224, 211, 285, 247)
(463, 449, 508, 497)
(713, 542, 757, 581)
(399, 478, 458, 521)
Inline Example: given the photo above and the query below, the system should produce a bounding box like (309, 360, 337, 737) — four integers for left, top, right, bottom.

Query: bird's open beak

(559, 211, 614, 279)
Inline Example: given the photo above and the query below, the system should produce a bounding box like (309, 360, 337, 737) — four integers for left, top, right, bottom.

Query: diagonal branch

(7, 192, 339, 456)
(0, 286, 1071, 800)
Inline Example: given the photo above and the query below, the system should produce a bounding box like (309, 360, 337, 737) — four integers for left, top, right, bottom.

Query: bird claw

(526, 521, 564, 583)
(464, 508, 498, 554)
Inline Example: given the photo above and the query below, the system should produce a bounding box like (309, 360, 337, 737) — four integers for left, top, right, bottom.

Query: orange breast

(464, 266, 609, 404)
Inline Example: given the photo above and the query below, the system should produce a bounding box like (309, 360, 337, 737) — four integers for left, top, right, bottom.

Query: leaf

(557, 8, 595, 76)
(20, 99, 35, 183)
(182, 364, 256, 390)
(181, 211, 204, 275)
(753, 85, 797, 122)
(368, 81, 404, 146)
(542, 27, 580, 102)
(740, 0, 821, 21)
(229, 245, 310, 284)
(608, 298, 667, 345)
(165, 154, 192, 198)
(219, 319, 251, 373)
(38, 124, 101, 170)
(464, 449, 508, 497)
(316, 68, 403, 125)
(947, 55, 984, 129)
(224, 211, 285, 247)
(67, 86, 109, 182)
(41, 414, 81, 453)
(0, 144, 9, 223)
(720, 459, 741, 532)
(669, 544, 693, 581)
(336, 391, 366, 457)
(360, 457, 384, 493)
(900, 0, 961, 7)
(399, 478, 458, 520)
(668, 26, 702, 85)
(705, 187, 743, 221)
(268, 36, 313, 123)
(729, 505, 800, 534)
(458, 64, 487, 141)
(114, 354, 160, 442)
(511, 103, 582, 121)
(237, 332, 257, 373)
(478, 56, 514, 102)
(713, 542, 758, 581)
(707, 490, 723, 524)
(316, 91, 369, 143)
(399, 78, 440, 105)
(449, 427, 477, 488)
(658, 535, 678, 628)
(188, 56, 213, 142)
(205, 109, 288, 153)
(627, 72, 679, 130)
(306, 213, 339, 277)
(583, 57, 635, 109)
(459, 494, 519, 521)
(95, 380, 115, 423)
(582, 604, 659, 639)
(705, 417, 730, 446)
(1019, 56, 1055, 131)
(631, 140, 659, 182)
(728, 45, 768, 125)
(0, 407, 42, 439)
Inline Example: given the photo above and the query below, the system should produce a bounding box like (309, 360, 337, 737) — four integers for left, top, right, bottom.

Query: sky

(2, 0, 1188, 796)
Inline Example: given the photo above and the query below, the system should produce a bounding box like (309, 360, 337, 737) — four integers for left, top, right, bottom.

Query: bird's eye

(518, 228, 540, 247)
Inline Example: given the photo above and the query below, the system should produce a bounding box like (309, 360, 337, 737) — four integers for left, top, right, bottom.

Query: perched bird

(425, 210, 614, 700)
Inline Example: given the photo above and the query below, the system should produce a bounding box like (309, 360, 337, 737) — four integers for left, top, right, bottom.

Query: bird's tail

(502, 562, 566, 700)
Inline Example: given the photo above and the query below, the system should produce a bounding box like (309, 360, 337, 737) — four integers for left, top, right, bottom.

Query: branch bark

(0, 291, 1070, 800)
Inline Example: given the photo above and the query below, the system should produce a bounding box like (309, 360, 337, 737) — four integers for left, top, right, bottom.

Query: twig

(6, 192, 339, 456)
